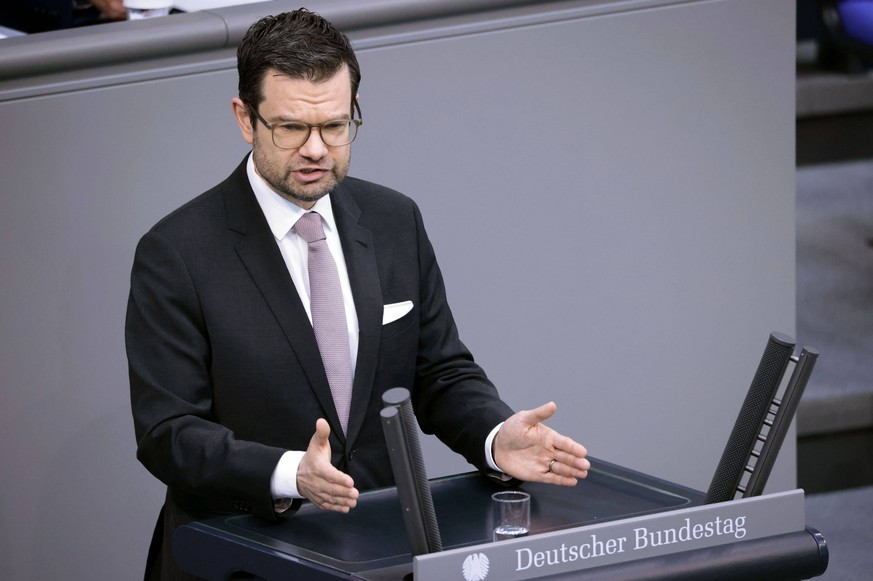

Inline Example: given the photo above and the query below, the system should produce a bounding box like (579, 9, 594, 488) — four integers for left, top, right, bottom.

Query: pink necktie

(294, 212, 353, 433)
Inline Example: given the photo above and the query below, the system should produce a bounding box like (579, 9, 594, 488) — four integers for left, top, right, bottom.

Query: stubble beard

(252, 135, 350, 206)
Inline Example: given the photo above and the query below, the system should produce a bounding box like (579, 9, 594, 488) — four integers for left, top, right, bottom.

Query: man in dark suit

(126, 9, 590, 580)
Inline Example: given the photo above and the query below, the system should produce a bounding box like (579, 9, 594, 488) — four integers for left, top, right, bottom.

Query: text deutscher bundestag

(516, 515, 746, 571)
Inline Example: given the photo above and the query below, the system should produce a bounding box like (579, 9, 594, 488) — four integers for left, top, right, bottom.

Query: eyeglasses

(249, 101, 363, 149)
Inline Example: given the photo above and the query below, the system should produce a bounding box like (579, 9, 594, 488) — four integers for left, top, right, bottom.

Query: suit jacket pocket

(380, 301, 416, 347)
(382, 300, 413, 325)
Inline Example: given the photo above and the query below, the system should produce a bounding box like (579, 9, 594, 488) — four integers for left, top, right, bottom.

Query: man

(126, 9, 590, 580)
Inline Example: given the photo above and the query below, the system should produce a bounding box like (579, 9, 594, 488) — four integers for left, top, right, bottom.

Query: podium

(174, 458, 828, 580)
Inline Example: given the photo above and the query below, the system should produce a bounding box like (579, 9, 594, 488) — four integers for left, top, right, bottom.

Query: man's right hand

(296, 419, 359, 512)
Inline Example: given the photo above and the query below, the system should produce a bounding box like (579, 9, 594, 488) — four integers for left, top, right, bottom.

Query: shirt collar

(246, 153, 338, 240)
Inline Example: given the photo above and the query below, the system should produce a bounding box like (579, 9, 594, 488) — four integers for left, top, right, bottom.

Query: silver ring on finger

(548, 459, 557, 473)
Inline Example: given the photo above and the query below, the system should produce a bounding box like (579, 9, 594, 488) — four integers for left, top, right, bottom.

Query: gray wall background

(0, 0, 797, 578)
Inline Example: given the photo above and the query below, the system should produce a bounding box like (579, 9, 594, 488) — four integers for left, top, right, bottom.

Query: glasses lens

(321, 121, 357, 147)
(272, 123, 310, 149)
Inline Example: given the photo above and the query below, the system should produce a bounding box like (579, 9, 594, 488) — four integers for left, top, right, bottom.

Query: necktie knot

(294, 212, 326, 244)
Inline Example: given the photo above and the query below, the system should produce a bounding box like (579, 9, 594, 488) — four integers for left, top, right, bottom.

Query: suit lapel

(222, 159, 345, 435)
(331, 183, 382, 447)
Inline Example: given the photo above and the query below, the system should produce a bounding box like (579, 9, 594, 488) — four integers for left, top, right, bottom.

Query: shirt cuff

(270, 450, 305, 500)
(485, 422, 505, 472)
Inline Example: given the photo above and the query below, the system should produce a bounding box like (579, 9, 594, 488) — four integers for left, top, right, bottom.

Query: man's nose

(297, 128, 328, 159)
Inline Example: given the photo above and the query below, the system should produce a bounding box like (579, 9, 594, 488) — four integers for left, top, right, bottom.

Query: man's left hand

(492, 401, 590, 486)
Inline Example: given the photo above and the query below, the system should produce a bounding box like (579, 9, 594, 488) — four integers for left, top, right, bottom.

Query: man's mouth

(294, 168, 329, 182)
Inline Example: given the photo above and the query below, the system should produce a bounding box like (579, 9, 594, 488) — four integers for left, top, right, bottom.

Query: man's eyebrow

(271, 112, 352, 123)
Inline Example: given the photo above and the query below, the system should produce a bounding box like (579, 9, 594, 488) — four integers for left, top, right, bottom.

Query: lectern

(174, 459, 828, 580)
(175, 334, 827, 580)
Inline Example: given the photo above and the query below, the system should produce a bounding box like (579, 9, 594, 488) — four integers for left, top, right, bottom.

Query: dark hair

(237, 9, 361, 116)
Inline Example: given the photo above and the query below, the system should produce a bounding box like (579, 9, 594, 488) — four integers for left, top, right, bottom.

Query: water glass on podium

(492, 491, 530, 541)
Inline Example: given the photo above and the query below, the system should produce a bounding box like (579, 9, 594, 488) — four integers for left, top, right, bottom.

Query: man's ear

(231, 98, 255, 145)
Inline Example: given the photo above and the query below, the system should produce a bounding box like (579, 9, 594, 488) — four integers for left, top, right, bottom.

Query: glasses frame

(248, 100, 363, 150)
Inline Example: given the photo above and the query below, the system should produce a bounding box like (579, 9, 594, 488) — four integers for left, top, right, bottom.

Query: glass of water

(492, 490, 530, 541)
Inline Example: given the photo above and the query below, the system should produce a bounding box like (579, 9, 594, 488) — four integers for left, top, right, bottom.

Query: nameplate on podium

(414, 489, 805, 581)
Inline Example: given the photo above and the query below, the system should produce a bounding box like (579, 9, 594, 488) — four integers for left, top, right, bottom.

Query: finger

(306, 419, 336, 465)
(552, 446, 591, 471)
(323, 475, 360, 499)
(551, 451, 591, 475)
(313, 458, 357, 490)
(552, 435, 588, 460)
(314, 496, 353, 512)
(544, 460, 585, 486)
(323, 491, 358, 506)
(314, 483, 359, 511)
(543, 460, 579, 484)
(549, 458, 590, 479)
(311, 418, 331, 445)
(310, 481, 359, 511)
(317, 492, 359, 511)
(519, 401, 557, 425)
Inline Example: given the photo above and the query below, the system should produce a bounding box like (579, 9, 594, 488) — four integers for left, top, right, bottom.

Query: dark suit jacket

(126, 157, 513, 579)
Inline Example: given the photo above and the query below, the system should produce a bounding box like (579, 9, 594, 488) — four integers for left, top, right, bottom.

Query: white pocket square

(382, 300, 413, 325)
